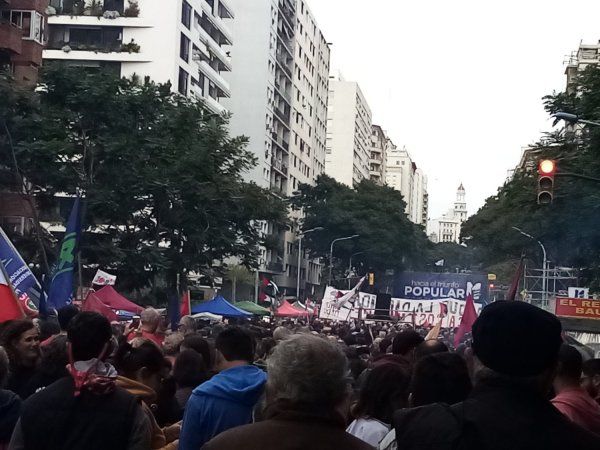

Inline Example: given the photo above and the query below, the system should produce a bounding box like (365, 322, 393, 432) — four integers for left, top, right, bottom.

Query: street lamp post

(296, 227, 324, 302)
(347, 251, 366, 289)
(328, 235, 360, 284)
(512, 227, 548, 305)
(554, 112, 600, 128)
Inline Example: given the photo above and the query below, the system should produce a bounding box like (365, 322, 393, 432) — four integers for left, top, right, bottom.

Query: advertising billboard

(394, 272, 489, 304)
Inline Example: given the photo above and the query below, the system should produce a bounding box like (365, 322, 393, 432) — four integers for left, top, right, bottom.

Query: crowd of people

(0, 300, 599, 449)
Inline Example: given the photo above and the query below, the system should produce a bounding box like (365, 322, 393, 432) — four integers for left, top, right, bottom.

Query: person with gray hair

(202, 334, 372, 450)
(127, 307, 164, 346)
(177, 316, 197, 336)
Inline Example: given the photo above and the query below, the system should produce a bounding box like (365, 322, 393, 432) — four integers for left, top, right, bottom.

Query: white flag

(92, 269, 117, 286)
(435, 259, 445, 267)
(332, 276, 366, 310)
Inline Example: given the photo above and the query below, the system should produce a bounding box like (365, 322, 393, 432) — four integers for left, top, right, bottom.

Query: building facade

(325, 76, 372, 187)
(223, 0, 330, 299)
(1, 0, 46, 83)
(43, 0, 233, 112)
(427, 184, 467, 244)
(369, 124, 387, 184)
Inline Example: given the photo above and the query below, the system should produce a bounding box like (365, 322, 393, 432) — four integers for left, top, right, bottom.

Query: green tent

(234, 301, 271, 316)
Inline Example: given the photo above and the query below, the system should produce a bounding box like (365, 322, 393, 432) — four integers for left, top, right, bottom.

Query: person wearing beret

(383, 301, 600, 450)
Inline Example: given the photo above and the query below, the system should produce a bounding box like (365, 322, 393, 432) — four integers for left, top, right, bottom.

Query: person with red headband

(8, 312, 149, 450)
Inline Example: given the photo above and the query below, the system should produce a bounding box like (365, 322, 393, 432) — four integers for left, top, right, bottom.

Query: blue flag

(0, 226, 45, 315)
(47, 196, 82, 309)
(167, 288, 181, 332)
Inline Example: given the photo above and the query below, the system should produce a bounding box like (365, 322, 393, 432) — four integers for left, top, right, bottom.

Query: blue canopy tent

(191, 294, 252, 318)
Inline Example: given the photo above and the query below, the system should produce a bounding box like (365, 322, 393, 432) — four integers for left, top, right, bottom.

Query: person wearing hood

(114, 340, 180, 450)
(0, 347, 20, 450)
(179, 326, 266, 450)
(9, 312, 149, 450)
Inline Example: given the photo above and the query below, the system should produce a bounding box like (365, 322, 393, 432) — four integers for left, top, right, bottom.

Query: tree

(224, 264, 254, 302)
(0, 65, 287, 302)
(291, 175, 430, 285)
(461, 65, 600, 291)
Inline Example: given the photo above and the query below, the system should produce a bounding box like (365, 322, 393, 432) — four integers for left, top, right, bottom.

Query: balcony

(200, 0, 233, 45)
(271, 157, 288, 176)
(273, 106, 290, 123)
(203, 95, 227, 114)
(198, 60, 230, 96)
(277, 34, 293, 58)
(0, 22, 23, 54)
(266, 261, 284, 273)
(196, 22, 232, 71)
(48, 15, 150, 28)
(43, 48, 150, 62)
(270, 183, 286, 197)
(274, 81, 291, 104)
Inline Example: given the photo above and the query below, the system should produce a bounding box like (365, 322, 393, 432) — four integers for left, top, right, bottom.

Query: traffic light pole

(555, 172, 600, 184)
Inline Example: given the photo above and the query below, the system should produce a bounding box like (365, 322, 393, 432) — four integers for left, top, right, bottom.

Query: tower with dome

(427, 184, 468, 243)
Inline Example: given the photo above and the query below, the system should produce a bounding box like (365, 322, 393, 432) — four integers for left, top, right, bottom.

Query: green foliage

(462, 65, 600, 289)
(291, 175, 430, 280)
(0, 65, 287, 298)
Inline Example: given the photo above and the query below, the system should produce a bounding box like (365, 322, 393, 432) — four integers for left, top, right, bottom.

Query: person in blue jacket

(179, 326, 266, 450)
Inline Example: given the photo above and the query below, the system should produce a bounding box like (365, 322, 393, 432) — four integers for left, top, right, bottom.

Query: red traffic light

(489, 283, 495, 289)
(539, 159, 556, 176)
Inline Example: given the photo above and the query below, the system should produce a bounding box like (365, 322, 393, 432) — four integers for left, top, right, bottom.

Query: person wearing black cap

(383, 301, 600, 450)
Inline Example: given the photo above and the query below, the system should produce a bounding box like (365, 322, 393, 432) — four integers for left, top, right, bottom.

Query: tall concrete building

(325, 76, 372, 187)
(385, 142, 428, 226)
(427, 184, 467, 243)
(565, 41, 600, 88)
(223, 0, 330, 299)
(43, 0, 233, 112)
(1, 0, 46, 83)
(369, 125, 387, 184)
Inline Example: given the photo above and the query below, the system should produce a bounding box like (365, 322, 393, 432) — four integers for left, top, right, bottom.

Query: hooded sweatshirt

(179, 365, 267, 450)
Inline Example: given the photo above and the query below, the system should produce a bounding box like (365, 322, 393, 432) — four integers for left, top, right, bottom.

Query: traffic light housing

(537, 159, 556, 204)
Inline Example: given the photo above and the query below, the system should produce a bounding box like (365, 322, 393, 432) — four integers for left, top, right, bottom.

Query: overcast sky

(307, 0, 600, 218)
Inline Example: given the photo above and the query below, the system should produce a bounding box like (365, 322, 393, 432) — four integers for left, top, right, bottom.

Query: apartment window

(181, 0, 192, 29)
(180, 33, 190, 62)
(178, 67, 189, 95)
(3, 10, 44, 44)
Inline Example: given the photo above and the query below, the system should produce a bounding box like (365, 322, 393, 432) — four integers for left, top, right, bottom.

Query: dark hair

(0, 320, 36, 365)
(58, 305, 80, 331)
(215, 327, 254, 363)
(67, 312, 112, 361)
(39, 319, 60, 342)
(257, 337, 277, 360)
(411, 353, 472, 407)
(392, 330, 424, 356)
(379, 337, 392, 353)
(557, 344, 582, 381)
(181, 335, 212, 368)
(114, 341, 166, 378)
(583, 358, 600, 377)
(173, 349, 208, 388)
(415, 339, 449, 360)
(353, 363, 410, 424)
(39, 334, 69, 378)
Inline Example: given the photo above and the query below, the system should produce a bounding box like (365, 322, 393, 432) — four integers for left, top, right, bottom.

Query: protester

(552, 344, 600, 434)
(114, 340, 180, 450)
(127, 308, 164, 346)
(0, 320, 40, 399)
(410, 352, 472, 407)
(413, 339, 449, 360)
(173, 349, 209, 410)
(41, 305, 79, 347)
(179, 327, 266, 449)
(272, 326, 291, 342)
(178, 316, 197, 336)
(10, 311, 149, 450)
(346, 363, 410, 447)
(0, 347, 21, 449)
(181, 334, 213, 371)
(582, 359, 600, 406)
(386, 301, 600, 450)
(202, 333, 372, 450)
(21, 335, 68, 398)
(163, 332, 184, 366)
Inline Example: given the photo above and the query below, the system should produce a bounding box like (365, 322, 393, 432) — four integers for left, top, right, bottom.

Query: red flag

(507, 256, 525, 301)
(180, 290, 191, 316)
(454, 293, 478, 347)
(0, 261, 25, 322)
(82, 292, 118, 322)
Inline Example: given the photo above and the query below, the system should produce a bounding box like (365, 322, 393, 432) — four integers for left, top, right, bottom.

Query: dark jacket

(0, 390, 21, 444)
(393, 377, 600, 450)
(16, 376, 146, 450)
(202, 401, 373, 450)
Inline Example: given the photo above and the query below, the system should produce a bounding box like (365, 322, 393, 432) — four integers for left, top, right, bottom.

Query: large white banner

(319, 286, 376, 321)
(319, 286, 482, 326)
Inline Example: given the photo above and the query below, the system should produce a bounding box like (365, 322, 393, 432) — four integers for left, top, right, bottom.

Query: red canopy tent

(90, 286, 143, 313)
(275, 300, 310, 317)
(82, 291, 118, 322)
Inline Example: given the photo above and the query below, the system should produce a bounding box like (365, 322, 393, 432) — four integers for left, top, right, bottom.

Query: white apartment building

(325, 76, 373, 187)
(428, 184, 467, 243)
(43, 0, 233, 113)
(369, 124, 387, 184)
(223, 0, 330, 299)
